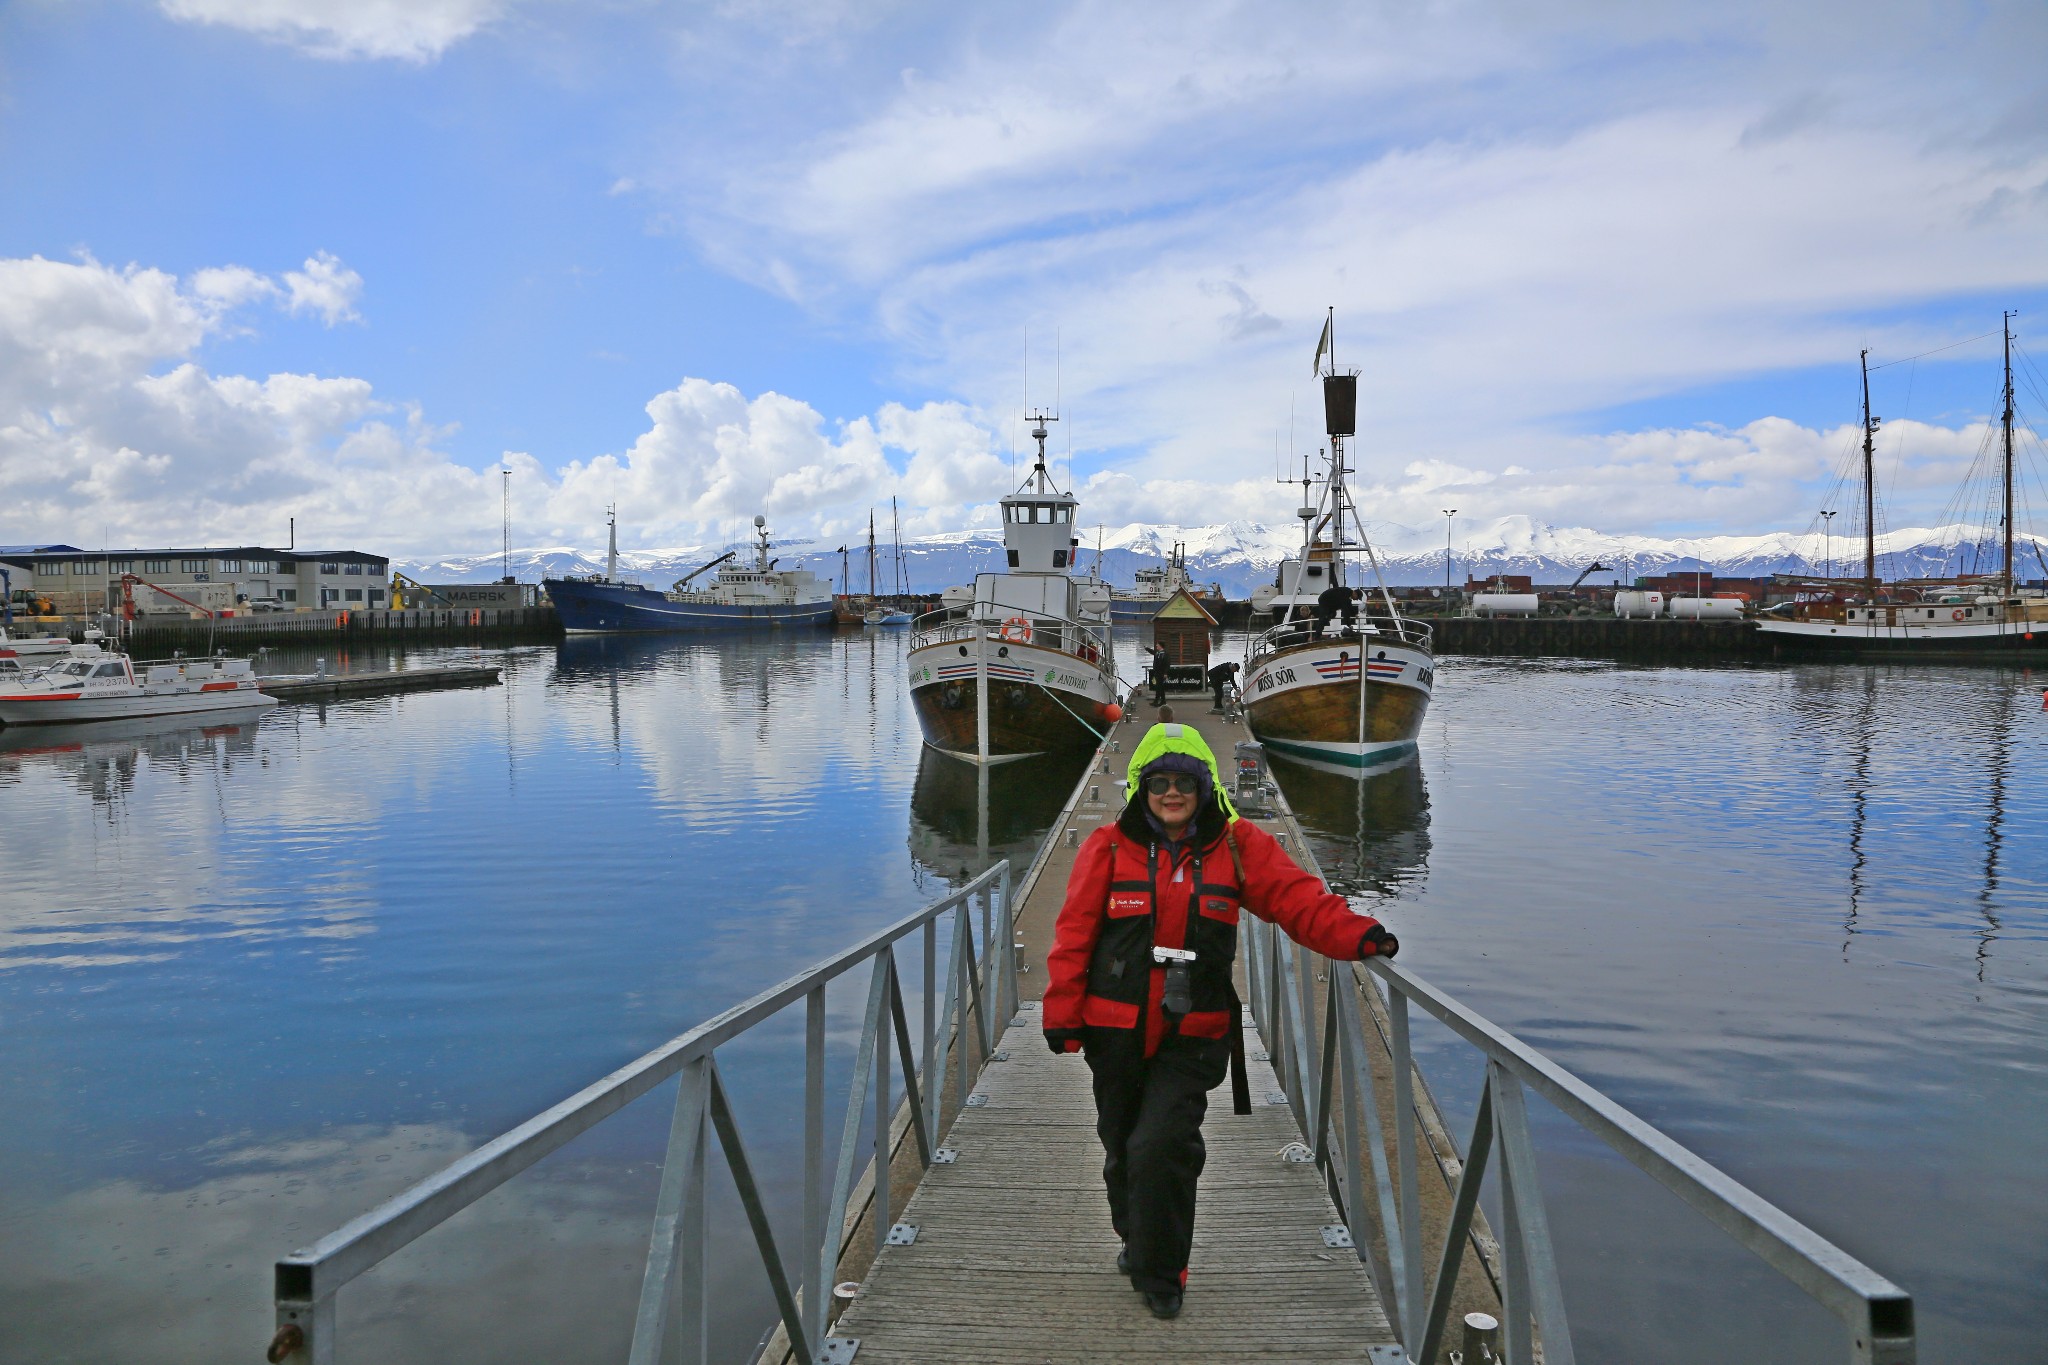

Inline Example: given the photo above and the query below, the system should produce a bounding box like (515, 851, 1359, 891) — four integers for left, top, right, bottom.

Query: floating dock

(822, 692, 1500, 1361)
(258, 664, 501, 702)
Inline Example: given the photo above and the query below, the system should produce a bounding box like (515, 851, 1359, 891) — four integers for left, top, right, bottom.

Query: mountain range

(401, 517, 2048, 595)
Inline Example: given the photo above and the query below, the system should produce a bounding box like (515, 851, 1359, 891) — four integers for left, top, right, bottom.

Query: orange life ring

(1952, 608, 1966, 621)
(1000, 615, 1032, 643)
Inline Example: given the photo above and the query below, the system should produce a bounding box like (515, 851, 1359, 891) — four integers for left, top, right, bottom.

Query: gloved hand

(1044, 1027, 1084, 1055)
(1360, 924, 1399, 960)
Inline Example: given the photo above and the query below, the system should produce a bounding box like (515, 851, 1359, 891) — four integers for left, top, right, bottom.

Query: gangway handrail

(1241, 915, 1914, 1364)
(268, 861, 1016, 1365)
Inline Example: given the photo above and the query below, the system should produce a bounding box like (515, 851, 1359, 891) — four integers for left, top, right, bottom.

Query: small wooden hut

(1149, 586, 1220, 693)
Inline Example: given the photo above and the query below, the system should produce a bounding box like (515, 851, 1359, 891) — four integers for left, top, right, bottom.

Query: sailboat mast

(2003, 310, 2016, 595)
(867, 510, 876, 599)
(1860, 350, 1877, 594)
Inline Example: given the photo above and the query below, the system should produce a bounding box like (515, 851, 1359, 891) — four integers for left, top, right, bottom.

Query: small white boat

(865, 608, 913, 627)
(0, 628, 79, 658)
(0, 652, 277, 726)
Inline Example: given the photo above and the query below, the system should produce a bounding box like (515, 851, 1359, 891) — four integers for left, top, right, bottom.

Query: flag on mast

(1312, 313, 1332, 376)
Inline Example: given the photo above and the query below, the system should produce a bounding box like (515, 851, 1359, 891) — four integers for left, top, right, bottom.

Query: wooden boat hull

(907, 633, 1116, 762)
(1242, 635, 1432, 769)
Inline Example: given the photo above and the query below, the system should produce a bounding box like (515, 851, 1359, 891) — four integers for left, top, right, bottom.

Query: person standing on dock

(1041, 722, 1399, 1321)
(1205, 659, 1239, 713)
(1147, 643, 1170, 706)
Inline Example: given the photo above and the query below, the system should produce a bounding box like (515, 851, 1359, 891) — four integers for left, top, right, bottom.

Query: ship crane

(1568, 561, 1613, 593)
(673, 551, 737, 592)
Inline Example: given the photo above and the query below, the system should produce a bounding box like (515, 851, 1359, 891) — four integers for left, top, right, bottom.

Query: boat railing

(267, 861, 1016, 1365)
(910, 609, 1111, 664)
(1248, 612, 1434, 665)
(1242, 916, 1914, 1364)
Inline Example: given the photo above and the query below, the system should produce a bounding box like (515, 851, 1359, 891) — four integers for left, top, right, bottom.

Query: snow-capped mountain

(401, 518, 2048, 595)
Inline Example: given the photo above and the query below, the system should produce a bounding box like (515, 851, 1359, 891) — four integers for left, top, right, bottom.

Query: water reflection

(1268, 751, 1431, 903)
(0, 714, 266, 812)
(906, 748, 1082, 894)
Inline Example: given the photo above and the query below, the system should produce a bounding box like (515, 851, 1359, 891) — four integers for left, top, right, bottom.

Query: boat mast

(867, 510, 877, 600)
(2003, 310, 2016, 596)
(606, 504, 618, 584)
(1860, 350, 1877, 596)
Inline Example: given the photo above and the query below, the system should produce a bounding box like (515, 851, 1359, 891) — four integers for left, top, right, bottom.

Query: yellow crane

(389, 572, 452, 609)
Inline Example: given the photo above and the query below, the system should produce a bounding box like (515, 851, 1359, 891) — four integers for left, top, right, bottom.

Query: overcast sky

(2, 0, 2045, 556)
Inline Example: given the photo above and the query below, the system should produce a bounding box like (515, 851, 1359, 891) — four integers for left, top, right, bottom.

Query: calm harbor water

(1, 634, 2042, 1362)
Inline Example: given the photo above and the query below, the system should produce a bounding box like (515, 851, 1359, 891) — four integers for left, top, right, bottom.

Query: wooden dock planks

(830, 692, 1402, 1363)
(830, 1007, 1397, 1362)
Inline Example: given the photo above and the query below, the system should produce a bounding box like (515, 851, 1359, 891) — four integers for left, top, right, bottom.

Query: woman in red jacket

(1042, 722, 1398, 1319)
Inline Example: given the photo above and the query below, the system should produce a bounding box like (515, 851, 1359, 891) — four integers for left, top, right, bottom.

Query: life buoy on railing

(1952, 608, 1967, 621)
(1000, 615, 1032, 643)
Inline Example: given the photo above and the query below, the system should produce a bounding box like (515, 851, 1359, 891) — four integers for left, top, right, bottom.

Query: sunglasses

(1143, 773, 1201, 796)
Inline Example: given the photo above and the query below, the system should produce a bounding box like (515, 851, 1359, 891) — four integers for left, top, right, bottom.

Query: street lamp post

(1820, 510, 1836, 580)
(1442, 509, 1457, 592)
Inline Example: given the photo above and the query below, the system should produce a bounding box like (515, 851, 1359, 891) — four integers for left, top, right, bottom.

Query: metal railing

(1241, 917, 1915, 1364)
(267, 862, 1015, 1365)
(908, 608, 1110, 665)
(1247, 612, 1435, 666)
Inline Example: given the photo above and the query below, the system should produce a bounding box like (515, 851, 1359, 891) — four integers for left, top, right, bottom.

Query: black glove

(1044, 1027, 1084, 1055)
(1360, 924, 1399, 960)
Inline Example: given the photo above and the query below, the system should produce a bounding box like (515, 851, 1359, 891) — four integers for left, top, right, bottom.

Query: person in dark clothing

(1044, 723, 1399, 1321)
(1206, 659, 1240, 712)
(1313, 583, 1360, 638)
(1147, 643, 1171, 706)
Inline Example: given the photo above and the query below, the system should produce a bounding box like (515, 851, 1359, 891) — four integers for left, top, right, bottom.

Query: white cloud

(157, 0, 508, 62)
(281, 251, 364, 325)
(0, 249, 2024, 562)
(632, 0, 2048, 506)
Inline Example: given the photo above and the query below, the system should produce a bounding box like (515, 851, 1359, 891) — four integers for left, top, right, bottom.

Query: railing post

(1389, 984, 1425, 1341)
(804, 985, 827, 1351)
(1492, 1060, 1576, 1365)
(1416, 1080, 1495, 1365)
(875, 953, 894, 1236)
(628, 1056, 711, 1365)
(922, 918, 938, 1142)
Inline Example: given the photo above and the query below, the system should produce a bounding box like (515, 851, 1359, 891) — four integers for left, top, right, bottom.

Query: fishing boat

(906, 411, 1119, 763)
(0, 651, 275, 726)
(1757, 313, 2048, 658)
(1109, 543, 1222, 620)
(544, 510, 832, 634)
(1241, 315, 1435, 769)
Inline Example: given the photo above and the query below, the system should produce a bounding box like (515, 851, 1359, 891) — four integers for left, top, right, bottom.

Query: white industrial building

(2, 544, 390, 616)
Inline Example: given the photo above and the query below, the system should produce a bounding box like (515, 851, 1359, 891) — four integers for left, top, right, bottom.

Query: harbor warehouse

(4, 547, 389, 616)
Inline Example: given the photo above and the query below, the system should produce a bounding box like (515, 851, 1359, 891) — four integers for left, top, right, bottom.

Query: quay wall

(121, 605, 563, 649)
(1418, 616, 1763, 660)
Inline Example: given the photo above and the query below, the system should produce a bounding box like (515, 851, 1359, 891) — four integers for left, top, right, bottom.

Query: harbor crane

(1569, 561, 1614, 593)
(390, 573, 452, 609)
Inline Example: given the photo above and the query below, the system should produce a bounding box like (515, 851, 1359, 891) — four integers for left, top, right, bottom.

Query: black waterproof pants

(1083, 1028, 1231, 1295)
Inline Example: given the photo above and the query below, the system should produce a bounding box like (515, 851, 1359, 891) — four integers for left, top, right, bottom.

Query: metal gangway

(268, 747, 1914, 1363)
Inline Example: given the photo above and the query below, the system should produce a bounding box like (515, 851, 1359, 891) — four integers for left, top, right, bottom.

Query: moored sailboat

(1242, 315, 1435, 769)
(1757, 313, 2048, 658)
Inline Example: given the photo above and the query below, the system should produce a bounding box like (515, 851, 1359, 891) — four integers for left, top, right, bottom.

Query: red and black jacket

(1045, 795, 1390, 1057)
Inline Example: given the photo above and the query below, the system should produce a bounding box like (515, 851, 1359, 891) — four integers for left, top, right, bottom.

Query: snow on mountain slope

(402, 519, 2048, 595)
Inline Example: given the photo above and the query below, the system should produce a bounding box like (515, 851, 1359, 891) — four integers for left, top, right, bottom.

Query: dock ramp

(268, 696, 1914, 1365)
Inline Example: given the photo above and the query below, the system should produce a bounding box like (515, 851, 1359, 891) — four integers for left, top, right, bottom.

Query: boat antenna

(605, 503, 618, 584)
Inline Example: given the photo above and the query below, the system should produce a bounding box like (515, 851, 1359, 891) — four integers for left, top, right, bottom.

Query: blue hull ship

(544, 511, 834, 634)
(543, 578, 834, 633)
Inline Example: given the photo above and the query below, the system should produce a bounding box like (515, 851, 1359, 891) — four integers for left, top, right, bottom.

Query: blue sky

(2, 0, 2045, 557)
